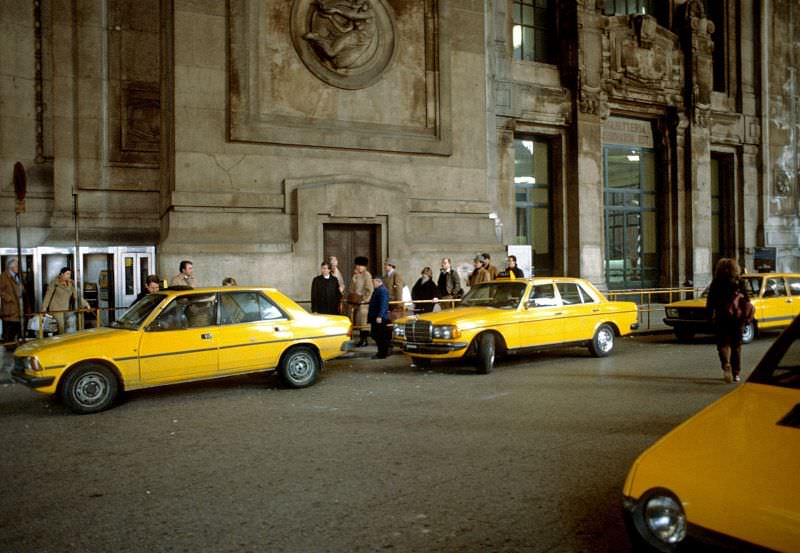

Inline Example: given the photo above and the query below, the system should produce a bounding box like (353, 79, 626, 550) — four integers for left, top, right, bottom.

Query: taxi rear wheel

(279, 346, 319, 388)
(476, 333, 495, 374)
(589, 324, 614, 357)
(60, 364, 119, 414)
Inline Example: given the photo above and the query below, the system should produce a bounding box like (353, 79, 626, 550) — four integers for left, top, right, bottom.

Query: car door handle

(201, 333, 213, 340)
(554, 312, 563, 316)
(592, 308, 600, 313)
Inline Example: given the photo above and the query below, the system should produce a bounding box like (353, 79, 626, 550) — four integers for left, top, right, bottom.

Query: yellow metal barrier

(2, 287, 699, 350)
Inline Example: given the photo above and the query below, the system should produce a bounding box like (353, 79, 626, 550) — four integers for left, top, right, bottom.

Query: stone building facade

(1, 0, 799, 305)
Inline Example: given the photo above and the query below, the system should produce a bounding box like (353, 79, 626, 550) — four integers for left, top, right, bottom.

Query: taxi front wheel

(279, 346, 319, 388)
(61, 363, 119, 414)
(476, 333, 495, 374)
(589, 324, 614, 357)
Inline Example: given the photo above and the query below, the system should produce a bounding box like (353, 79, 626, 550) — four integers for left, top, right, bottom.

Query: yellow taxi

(664, 272, 800, 343)
(392, 277, 639, 372)
(11, 287, 351, 414)
(623, 315, 800, 552)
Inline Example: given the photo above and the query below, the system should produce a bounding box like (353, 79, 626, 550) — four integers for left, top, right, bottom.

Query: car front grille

(679, 308, 709, 320)
(405, 320, 432, 343)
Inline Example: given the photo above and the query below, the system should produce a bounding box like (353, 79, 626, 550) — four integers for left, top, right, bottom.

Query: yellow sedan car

(664, 273, 800, 343)
(623, 315, 800, 552)
(12, 287, 351, 414)
(392, 277, 639, 372)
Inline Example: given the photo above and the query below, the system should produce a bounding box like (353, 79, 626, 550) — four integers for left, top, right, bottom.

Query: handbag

(347, 292, 362, 305)
(28, 313, 58, 334)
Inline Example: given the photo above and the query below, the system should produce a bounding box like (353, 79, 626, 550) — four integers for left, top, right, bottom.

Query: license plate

(406, 343, 416, 349)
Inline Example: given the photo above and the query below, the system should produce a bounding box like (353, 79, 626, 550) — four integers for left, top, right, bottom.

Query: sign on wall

(602, 117, 654, 148)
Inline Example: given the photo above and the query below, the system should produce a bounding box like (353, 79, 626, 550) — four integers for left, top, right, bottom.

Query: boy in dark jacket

(368, 276, 390, 359)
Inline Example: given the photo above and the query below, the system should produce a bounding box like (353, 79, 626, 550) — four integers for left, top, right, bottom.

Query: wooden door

(323, 224, 381, 285)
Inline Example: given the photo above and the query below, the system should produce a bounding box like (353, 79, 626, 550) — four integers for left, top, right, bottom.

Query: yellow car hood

(15, 327, 126, 355)
(666, 298, 706, 308)
(627, 383, 800, 548)
(401, 306, 511, 327)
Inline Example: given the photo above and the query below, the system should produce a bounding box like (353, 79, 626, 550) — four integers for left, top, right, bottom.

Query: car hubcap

(74, 373, 108, 406)
(287, 352, 314, 382)
(598, 328, 613, 352)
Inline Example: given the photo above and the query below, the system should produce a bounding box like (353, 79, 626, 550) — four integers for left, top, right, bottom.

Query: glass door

(117, 248, 156, 308)
(604, 146, 659, 290)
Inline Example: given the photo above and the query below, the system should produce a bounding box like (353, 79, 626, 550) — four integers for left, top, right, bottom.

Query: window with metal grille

(512, 0, 555, 64)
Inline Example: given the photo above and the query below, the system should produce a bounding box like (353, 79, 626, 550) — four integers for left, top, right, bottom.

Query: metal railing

(2, 287, 702, 349)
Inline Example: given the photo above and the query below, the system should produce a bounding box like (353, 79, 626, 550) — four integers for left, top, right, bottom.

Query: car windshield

(700, 276, 762, 298)
(111, 294, 165, 329)
(749, 316, 800, 389)
(460, 282, 526, 309)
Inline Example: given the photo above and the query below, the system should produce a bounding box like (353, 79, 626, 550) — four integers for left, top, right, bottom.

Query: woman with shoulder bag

(706, 258, 752, 383)
(43, 267, 89, 334)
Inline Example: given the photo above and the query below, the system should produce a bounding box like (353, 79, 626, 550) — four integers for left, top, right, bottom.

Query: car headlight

(24, 357, 43, 372)
(432, 325, 460, 340)
(393, 325, 405, 338)
(643, 493, 687, 544)
(666, 308, 679, 318)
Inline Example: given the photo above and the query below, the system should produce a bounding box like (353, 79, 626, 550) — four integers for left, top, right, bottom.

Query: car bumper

(11, 367, 55, 389)
(663, 317, 713, 331)
(393, 340, 468, 356)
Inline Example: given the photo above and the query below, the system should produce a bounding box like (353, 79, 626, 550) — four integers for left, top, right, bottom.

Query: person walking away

(469, 255, 491, 288)
(170, 260, 197, 288)
(499, 255, 524, 278)
(482, 253, 499, 280)
(412, 267, 438, 313)
(311, 261, 342, 315)
(43, 267, 90, 334)
(706, 258, 753, 383)
(437, 257, 462, 310)
(135, 274, 161, 302)
(222, 277, 237, 286)
(0, 257, 25, 349)
(368, 275, 390, 359)
(348, 256, 374, 347)
(383, 258, 405, 322)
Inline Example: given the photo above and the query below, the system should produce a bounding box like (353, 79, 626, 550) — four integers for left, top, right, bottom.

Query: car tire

(741, 321, 756, 344)
(279, 346, 319, 388)
(60, 363, 119, 414)
(476, 333, 495, 374)
(589, 324, 614, 357)
(674, 329, 695, 342)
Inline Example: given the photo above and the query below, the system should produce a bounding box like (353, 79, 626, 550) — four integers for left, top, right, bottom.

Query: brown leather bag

(347, 292, 362, 305)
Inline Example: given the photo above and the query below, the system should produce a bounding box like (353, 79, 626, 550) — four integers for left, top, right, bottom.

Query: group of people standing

(309, 253, 527, 358)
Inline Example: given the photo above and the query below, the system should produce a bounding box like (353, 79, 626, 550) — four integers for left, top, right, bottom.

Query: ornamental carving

(290, 0, 397, 90)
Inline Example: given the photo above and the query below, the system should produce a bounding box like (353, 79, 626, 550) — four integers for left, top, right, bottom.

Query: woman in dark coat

(411, 267, 438, 313)
(311, 261, 342, 315)
(706, 258, 751, 383)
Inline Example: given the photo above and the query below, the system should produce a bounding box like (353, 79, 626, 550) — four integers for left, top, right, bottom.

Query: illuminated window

(514, 137, 552, 276)
(512, 0, 555, 64)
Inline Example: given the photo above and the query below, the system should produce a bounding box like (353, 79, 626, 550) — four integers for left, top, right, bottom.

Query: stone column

(680, 2, 716, 286)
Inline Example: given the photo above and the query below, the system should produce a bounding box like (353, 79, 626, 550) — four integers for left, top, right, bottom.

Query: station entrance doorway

(323, 224, 381, 286)
(0, 246, 155, 327)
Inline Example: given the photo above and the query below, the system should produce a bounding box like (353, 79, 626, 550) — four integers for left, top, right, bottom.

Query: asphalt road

(0, 332, 775, 553)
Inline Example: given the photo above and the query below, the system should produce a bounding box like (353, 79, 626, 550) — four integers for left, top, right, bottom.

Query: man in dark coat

(311, 261, 342, 315)
(367, 275, 390, 359)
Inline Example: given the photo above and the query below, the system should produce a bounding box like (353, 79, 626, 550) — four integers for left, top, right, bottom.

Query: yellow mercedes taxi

(12, 287, 351, 414)
(664, 272, 800, 343)
(623, 315, 800, 552)
(392, 277, 639, 372)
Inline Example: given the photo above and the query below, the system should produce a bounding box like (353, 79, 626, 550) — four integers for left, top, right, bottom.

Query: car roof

(156, 286, 277, 296)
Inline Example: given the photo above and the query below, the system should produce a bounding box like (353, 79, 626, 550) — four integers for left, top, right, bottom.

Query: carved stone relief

(602, 15, 684, 108)
(121, 82, 160, 153)
(291, 0, 397, 90)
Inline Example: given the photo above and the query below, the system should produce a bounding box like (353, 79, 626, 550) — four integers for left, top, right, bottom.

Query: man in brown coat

(0, 257, 25, 349)
(348, 256, 374, 347)
(383, 258, 405, 322)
